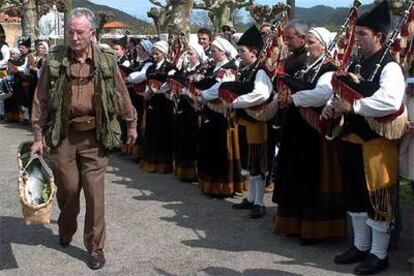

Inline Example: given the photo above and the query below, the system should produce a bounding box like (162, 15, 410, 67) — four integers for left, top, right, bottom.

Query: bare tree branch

(149, 0, 167, 9)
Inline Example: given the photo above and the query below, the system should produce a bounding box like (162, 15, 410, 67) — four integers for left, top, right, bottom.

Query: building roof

(103, 21, 128, 29)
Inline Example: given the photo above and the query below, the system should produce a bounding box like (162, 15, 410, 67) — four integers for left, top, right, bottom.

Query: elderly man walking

(31, 8, 137, 270)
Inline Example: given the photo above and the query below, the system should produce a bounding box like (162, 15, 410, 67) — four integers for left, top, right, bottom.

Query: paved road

(0, 122, 413, 275)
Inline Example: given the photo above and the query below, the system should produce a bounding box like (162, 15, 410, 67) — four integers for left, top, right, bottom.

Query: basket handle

(21, 153, 54, 179)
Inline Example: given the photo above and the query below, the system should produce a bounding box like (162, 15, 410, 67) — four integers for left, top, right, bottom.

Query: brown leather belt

(69, 116, 96, 132)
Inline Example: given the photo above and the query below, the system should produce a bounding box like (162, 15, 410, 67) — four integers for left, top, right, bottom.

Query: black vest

(283, 59, 337, 93)
(127, 57, 152, 75)
(146, 60, 174, 82)
(192, 59, 237, 90)
(222, 61, 272, 121)
(285, 60, 337, 119)
(341, 48, 395, 141)
(172, 63, 202, 85)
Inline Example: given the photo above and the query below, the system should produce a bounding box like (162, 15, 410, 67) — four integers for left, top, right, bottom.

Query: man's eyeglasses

(68, 30, 91, 38)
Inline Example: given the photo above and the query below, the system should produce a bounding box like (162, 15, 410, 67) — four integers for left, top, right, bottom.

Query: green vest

(45, 44, 121, 149)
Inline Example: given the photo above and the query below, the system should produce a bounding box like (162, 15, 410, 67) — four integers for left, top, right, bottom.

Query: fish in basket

(17, 142, 57, 225)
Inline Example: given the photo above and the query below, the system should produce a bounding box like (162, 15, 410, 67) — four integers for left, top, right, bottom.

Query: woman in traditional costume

(171, 42, 207, 181)
(272, 27, 347, 244)
(140, 41, 175, 173)
(126, 39, 154, 162)
(194, 37, 246, 196)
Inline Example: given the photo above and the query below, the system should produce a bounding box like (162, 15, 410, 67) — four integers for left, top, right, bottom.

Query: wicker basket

(17, 142, 57, 225)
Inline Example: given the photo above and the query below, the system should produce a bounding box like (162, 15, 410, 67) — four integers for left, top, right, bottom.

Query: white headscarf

(153, 40, 169, 55)
(211, 37, 238, 59)
(308, 27, 333, 51)
(37, 41, 49, 54)
(140, 39, 153, 55)
(188, 41, 207, 62)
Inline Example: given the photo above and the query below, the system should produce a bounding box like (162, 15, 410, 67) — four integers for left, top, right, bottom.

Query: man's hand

(321, 104, 335, 119)
(126, 128, 138, 145)
(331, 97, 352, 117)
(222, 100, 233, 110)
(31, 141, 44, 155)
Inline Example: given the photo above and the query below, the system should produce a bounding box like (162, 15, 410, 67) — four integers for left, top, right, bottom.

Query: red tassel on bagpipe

(393, 38, 402, 53)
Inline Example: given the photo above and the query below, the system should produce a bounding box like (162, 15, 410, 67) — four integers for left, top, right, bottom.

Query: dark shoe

(87, 249, 106, 270)
(334, 246, 369, 264)
(354, 253, 388, 275)
(232, 198, 254, 209)
(250, 204, 266, 219)
(59, 237, 72, 248)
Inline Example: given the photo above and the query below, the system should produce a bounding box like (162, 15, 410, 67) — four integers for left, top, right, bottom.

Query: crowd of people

(0, 1, 412, 274)
(0, 30, 48, 122)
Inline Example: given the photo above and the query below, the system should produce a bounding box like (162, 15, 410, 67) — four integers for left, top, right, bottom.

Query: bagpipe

(167, 77, 203, 111)
(276, 0, 358, 127)
(324, 0, 413, 140)
(8, 53, 27, 68)
(262, 6, 290, 74)
(219, 63, 279, 121)
(125, 75, 147, 96)
(382, 1, 414, 75)
(293, 0, 361, 135)
(273, 0, 361, 134)
(0, 75, 15, 101)
(125, 59, 154, 96)
(147, 78, 163, 94)
(165, 56, 216, 111)
(205, 57, 239, 115)
(218, 7, 290, 122)
(329, 72, 407, 140)
(170, 55, 239, 115)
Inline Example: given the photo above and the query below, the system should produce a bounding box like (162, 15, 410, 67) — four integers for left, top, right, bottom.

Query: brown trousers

(51, 130, 108, 252)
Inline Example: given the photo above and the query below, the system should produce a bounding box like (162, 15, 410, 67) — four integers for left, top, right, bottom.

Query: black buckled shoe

(354, 253, 388, 275)
(334, 246, 369, 264)
(250, 204, 266, 219)
(232, 198, 254, 209)
(87, 249, 106, 270)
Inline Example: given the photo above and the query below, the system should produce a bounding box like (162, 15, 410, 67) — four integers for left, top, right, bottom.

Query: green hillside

(73, 0, 154, 33)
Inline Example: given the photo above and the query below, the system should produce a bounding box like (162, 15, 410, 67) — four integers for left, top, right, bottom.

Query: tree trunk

(210, 5, 232, 32)
(166, 0, 193, 37)
(22, 0, 37, 41)
(287, 0, 295, 19)
(166, 0, 193, 68)
(64, 0, 72, 44)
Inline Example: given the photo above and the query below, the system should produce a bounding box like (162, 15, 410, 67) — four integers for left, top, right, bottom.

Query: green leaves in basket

(40, 183, 51, 204)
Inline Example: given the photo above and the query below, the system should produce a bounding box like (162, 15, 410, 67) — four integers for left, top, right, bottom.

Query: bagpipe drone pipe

(324, 0, 414, 140)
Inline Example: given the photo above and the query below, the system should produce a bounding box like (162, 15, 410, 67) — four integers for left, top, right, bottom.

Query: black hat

(112, 36, 128, 49)
(237, 25, 264, 50)
(356, 0, 391, 34)
(128, 37, 140, 46)
(18, 36, 31, 48)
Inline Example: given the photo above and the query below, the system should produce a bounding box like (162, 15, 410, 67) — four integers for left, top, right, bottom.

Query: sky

(89, 0, 376, 20)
